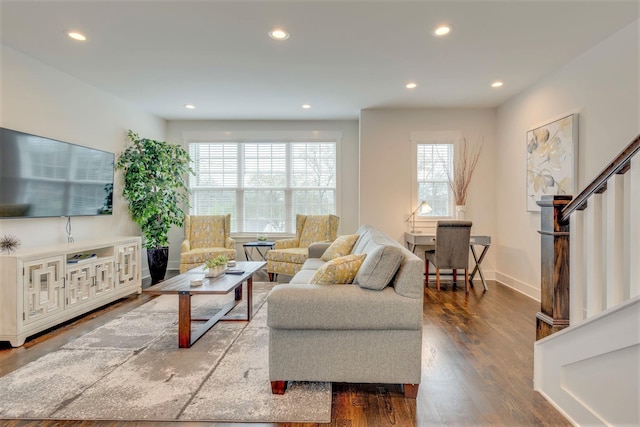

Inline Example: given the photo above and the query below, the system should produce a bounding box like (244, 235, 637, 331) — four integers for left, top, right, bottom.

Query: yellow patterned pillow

(310, 254, 366, 285)
(320, 234, 360, 261)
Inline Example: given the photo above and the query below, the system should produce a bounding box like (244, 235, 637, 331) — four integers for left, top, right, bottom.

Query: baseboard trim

(534, 387, 578, 427)
(494, 271, 540, 301)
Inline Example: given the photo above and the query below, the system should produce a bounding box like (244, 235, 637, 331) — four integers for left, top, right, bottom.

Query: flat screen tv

(0, 127, 114, 218)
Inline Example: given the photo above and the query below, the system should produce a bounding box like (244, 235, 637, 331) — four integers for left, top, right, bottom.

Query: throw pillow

(354, 245, 403, 290)
(310, 253, 367, 285)
(320, 234, 360, 261)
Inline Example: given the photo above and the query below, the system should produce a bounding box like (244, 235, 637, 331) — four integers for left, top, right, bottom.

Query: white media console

(0, 236, 142, 347)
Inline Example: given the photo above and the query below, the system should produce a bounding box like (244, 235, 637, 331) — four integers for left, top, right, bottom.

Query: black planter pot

(147, 247, 169, 285)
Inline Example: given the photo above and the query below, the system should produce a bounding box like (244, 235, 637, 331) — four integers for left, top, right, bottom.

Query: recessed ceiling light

(66, 31, 86, 41)
(302, 104, 311, 109)
(406, 82, 417, 89)
(184, 104, 196, 109)
(491, 81, 504, 88)
(268, 27, 290, 40)
(432, 24, 452, 37)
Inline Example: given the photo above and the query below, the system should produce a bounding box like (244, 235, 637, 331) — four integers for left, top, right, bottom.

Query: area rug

(0, 282, 332, 423)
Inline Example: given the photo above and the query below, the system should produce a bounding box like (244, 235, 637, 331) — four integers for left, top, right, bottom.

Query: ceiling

(1, 0, 638, 120)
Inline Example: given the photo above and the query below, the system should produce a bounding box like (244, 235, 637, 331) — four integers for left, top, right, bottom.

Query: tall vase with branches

(448, 137, 482, 219)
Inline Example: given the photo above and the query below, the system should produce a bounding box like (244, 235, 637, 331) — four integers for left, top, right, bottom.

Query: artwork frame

(526, 113, 579, 212)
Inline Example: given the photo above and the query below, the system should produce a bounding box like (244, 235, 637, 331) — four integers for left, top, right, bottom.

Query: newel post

(536, 195, 572, 340)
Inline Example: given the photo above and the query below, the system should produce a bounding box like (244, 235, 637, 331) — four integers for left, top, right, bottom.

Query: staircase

(533, 135, 640, 426)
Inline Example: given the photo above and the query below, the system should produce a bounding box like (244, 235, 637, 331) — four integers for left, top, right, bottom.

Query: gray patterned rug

(0, 282, 331, 423)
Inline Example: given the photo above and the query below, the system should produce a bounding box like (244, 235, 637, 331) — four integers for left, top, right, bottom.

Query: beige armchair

(179, 214, 236, 273)
(266, 214, 340, 281)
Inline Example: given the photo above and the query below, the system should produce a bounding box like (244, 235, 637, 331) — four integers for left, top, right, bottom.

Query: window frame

(183, 130, 342, 237)
(410, 131, 460, 223)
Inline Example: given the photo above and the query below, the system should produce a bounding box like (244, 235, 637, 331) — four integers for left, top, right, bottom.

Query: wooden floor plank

(0, 280, 570, 426)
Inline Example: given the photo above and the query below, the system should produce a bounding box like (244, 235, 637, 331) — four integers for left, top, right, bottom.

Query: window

(411, 131, 458, 218)
(189, 139, 336, 234)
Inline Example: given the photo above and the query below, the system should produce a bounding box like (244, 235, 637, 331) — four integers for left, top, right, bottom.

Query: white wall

(166, 119, 359, 271)
(0, 46, 165, 257)
(359, 108, 497, 277)
(495, 20, 640, 299)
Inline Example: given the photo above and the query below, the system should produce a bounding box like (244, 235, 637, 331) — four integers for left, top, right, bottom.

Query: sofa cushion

(289, 269, 317, 284)
(301, 258, 326, 271)
(320, 234, 359, 261)
(310, 254, 366, 285)
(351, 225, 373, 254)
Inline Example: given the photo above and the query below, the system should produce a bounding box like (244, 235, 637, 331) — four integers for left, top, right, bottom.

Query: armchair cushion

(320, 234, 359, 261)
(310, 253, 366, 285)
(266, 247, 308, 265)
(180, 247, 236, 265)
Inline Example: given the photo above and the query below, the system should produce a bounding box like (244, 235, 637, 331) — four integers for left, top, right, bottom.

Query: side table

(243, 241, 275, 261)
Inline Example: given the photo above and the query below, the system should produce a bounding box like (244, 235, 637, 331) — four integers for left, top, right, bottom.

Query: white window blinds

(189, 141, 336, 233)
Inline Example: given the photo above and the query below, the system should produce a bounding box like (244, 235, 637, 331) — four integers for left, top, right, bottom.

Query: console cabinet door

(66, 263, 94, 307)
(94, 258, 115, 297)
(116, 243, 140, 287)
(23, 257, 65, 324)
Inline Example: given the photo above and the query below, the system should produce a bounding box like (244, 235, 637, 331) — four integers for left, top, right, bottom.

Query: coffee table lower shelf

(178, 284, 251, 348)
(144, 261, 265, 348)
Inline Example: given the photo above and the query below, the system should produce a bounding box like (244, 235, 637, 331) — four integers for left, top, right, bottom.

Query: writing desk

(404, 232, 491, 291)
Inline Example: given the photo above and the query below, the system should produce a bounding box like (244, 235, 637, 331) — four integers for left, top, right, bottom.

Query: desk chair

(425, 220, 472, 292)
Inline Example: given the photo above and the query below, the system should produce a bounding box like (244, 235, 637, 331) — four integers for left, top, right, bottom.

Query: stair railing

(536, 134, 640, 340)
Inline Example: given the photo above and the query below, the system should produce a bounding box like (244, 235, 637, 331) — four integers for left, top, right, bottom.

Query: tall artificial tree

(116, 130, 193, 283)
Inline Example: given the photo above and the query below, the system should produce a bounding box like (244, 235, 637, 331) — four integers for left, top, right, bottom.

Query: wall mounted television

(0, 127, 114, 218)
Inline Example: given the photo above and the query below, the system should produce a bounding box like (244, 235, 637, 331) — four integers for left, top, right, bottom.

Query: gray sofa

(267, 224, 424, 398)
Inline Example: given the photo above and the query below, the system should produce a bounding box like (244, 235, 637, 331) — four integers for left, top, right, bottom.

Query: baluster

(605, 174, 625, 308)
(570, 210, 585, 323)
(630, 156, 640, 298)
(585, 193, 605, 316)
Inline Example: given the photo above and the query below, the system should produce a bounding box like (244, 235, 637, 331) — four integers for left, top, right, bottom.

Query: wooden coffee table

(143, 261, 266, 348)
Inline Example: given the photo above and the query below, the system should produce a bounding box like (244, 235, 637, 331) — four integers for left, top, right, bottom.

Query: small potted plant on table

(205, 255, 229, 278)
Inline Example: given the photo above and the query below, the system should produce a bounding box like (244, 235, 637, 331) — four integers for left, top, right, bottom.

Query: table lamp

(406, 200, 432, 233)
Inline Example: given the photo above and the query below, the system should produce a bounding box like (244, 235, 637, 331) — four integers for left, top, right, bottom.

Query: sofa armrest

(275, 238, 300, 249)
(267, 284, 423, 330)
(181, 239, 190, 253)
(308, 242, 331, 259)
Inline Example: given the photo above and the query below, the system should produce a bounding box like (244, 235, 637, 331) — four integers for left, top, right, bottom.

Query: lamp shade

(418, 201, 432, 214)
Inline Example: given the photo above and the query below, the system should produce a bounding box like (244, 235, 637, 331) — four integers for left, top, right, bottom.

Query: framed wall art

(526, 114, 578, 212)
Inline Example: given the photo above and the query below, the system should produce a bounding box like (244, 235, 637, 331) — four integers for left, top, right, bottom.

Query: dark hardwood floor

(0, 279, 569, 427)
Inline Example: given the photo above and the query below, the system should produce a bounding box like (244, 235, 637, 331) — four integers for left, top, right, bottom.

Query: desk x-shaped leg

(470, 244, 490, 291)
